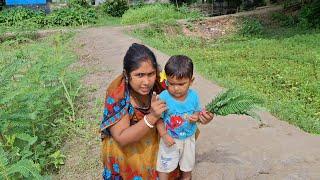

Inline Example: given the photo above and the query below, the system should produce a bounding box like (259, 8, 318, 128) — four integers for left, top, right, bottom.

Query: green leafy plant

(299, 0, 320, 28)
(102, 0, 129, 17)
(68, 0, 90, 8)
(0, 6, 98, 28)
(49, 150, 66, 168)
(271, 12, 296, 27)
(0, 33, 82, 177)
(47, 7, 97, 26)
(239, 18, 263, 36)
(0, 7, 45, 26)
(0, 142, 41, 179)
(206, 89, 263, 123)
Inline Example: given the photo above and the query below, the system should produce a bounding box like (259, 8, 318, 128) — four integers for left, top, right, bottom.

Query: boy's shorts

(156, 134, 195, 173)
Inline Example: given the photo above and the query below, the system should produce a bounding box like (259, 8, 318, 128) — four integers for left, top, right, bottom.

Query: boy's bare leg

(180, 171, 192, 180)
(158, 172, 169, 180)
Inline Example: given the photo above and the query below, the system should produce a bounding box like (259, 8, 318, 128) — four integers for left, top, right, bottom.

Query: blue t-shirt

(159, 89, 201, 140)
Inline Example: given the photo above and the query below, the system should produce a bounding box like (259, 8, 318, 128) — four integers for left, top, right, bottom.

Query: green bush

(271, 12, 296, 27)
(68, 0, 90, 8)
(299, 0, 320, 28)
(271, 1, 320, 29)
(0, 7, 98, 28)
(121, 3, 201, 25)
(239, 18, 263, 36)
(0, 7, 45, 26)
(102, 0, 129, 17)
(47, 7, 97, 26)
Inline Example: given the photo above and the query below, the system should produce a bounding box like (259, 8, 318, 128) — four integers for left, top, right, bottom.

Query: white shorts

(156, 134, 195, 173)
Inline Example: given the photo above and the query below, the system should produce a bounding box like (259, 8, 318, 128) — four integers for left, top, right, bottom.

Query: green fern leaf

(206, 89, 263, 121)
(16, 133, 38, 146)
(0, 146, 8, 167)
(7, 159, 42, 179)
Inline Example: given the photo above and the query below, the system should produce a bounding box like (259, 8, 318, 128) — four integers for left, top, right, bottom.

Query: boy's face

(166, 76, 194, 101)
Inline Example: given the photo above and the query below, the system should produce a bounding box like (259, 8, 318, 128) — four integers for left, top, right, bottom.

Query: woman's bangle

(144, 115, 154, 128)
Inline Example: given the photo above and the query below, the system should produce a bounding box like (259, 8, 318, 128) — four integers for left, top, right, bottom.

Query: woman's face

(129, 60, 157, 96)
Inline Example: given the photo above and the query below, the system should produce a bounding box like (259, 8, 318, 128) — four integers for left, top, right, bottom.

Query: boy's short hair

(165, 55, 193, 79)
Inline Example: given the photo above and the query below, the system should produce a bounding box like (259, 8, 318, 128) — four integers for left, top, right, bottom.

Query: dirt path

(55, 26, 320, 180)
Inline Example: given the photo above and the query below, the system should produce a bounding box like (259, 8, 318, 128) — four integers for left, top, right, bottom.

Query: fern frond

(206, 89, 263, 121)
(16, 133, 38, 146)
(7, 159, 42, 179)
(0, 147, 8, 167)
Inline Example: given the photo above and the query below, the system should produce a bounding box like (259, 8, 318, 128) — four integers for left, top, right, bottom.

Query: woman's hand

(199, 109, 214, 125)
(148, 92, 167, 124)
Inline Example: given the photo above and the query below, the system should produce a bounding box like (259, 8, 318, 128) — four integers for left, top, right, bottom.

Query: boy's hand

(162, 134, 175, 147)
(188, 113, 200, 123)
(199, 109, 214, 125)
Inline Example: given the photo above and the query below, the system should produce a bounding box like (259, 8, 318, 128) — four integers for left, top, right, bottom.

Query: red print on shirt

(168, 115, 184, 129)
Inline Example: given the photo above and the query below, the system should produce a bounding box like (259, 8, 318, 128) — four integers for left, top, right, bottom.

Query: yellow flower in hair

(159, 70, 167, 82)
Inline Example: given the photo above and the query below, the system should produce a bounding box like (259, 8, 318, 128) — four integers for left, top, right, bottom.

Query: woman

(101, 43, 213, 179)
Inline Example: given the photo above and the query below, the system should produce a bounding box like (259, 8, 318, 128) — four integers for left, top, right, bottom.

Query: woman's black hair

(165, 55, 193, 79)
(123, 43, 158, 76)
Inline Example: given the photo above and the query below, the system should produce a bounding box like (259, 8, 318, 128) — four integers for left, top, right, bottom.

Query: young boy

(156, 55, 201, 180)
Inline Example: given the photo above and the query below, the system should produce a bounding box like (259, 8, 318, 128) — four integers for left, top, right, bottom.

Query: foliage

(131, 0, 145, 9)
(0, 7, 98, 29)
(0, 33, 82, 178)
(121, 3, 202, 25)
(271, 12, 296, 27)
(0, 7, 45, 27)
(132, 22, 320, 134)
(272, 0, 320, 29)
(47, 7, 97, 26)
(0, 146, 42, 180)
(299, 0, 320, 28)
(206, 89, 263, 122)
(101, 0, 129, 17)
(242, 0, 266, 10)
(169, 0, 198, 6)
(238, 18, 263, 36)
(68, 0, 90, 8)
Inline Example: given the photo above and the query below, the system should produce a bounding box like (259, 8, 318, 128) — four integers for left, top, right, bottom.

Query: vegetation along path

(55, 25, 320, 180)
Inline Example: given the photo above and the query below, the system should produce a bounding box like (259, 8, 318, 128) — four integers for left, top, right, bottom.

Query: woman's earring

(123, 71, 129, 85)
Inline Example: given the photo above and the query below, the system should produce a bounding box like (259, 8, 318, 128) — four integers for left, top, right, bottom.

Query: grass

(132, 22, 320, 134)
(121, 3, 202, 25)
(95, 14, 121, 26)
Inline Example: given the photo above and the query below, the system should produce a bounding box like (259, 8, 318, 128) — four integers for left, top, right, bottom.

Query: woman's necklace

(130, 91, 151, 113)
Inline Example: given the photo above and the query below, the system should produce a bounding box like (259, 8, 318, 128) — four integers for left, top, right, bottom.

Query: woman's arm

(109, 114, 155, 147)
(110, 93, 167, 147)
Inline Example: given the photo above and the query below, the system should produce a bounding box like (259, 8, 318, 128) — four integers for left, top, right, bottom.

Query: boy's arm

(188, 90, 201, 122)
(156, 120, 167, 137)
(188, 112, 200, 123)
(156, 120, 175, 147)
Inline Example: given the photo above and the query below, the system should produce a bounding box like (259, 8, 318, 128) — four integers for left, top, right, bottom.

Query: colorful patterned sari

(101, 75, 179, 180)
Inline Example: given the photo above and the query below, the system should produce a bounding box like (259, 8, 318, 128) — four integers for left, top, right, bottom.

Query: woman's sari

(101, 75, 179, 179)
